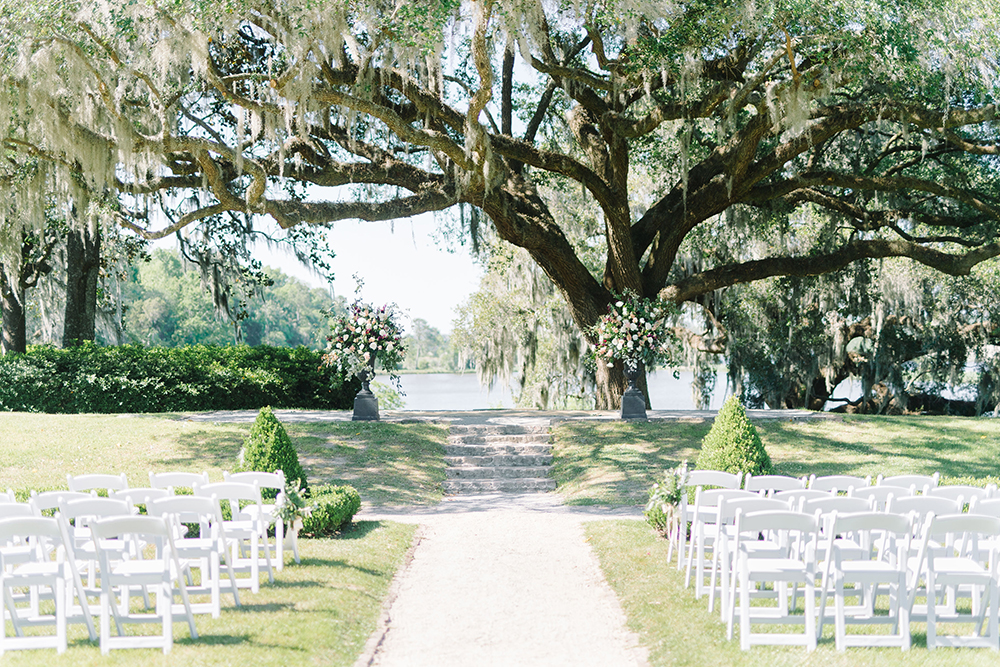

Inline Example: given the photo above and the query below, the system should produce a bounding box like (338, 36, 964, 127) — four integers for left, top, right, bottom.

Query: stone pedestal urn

(620, 358, 648, 421)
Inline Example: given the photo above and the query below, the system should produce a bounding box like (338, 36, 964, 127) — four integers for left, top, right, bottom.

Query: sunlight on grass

(0, 414, 447, 506)
(555, 416, 1000, 506)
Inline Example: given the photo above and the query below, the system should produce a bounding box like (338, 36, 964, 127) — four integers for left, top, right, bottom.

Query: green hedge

(0, 343, 360, 413)
(301, 485, 361, 536)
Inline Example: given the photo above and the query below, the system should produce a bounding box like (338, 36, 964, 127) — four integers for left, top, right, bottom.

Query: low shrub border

(302, 485, 362, 536)
(0, 343, 360, 413)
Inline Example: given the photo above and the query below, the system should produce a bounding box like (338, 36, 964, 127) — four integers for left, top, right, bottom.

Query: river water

(393, 369, 730, 411)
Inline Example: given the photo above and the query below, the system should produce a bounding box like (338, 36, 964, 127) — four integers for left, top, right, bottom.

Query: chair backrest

(822, 510, 913, 563)
(0, 515, 64, 555)
(877, 473, 939, 493)
(88, 515, 172, 556)
(149, 495, 222, 525)
(918, 512, 1000, 566)
(67, 473, 128, 494)
(224, 470, 286, 491)
(772, 489, 831, 511)
(886, 495, 961, 520)
(743, 474, 805, 494)
(802, 495, 873, 520)
(718, 496, 790, 524)
(111, 487, 173, 509)
(1, 488, 15, 503)
(28, 490, 94, 515)
(734, 509, 820, 554)
(0, 502, 35, 519)
(61, 496, 132, 522)
(848, 485, 911, 511)
(686, 470, 743, 490)
(972, 498, 1000, 518)
(148, 470, 210, 491)
(808, 474, 871, 493)
(927, 485, 993, 506)
(193, 481, 263, 522)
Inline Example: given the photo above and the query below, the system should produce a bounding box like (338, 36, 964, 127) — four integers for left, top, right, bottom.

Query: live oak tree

(2, 0, 999, 407)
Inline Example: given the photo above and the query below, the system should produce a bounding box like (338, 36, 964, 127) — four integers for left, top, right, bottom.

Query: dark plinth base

(352, 389, 380, 421)
(620, 387, 648, 421)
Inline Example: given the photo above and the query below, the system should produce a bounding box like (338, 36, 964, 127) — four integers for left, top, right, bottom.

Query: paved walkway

(356, 495, 648, 667)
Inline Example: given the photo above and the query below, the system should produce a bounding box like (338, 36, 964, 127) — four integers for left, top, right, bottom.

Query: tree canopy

(2, 0, 999, 407)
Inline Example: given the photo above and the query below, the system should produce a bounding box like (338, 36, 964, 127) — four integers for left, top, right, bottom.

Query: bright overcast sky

(257, 214, 483, 335)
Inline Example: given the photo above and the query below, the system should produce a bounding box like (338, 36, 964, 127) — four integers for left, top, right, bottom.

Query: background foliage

(0, 343, 358, 413)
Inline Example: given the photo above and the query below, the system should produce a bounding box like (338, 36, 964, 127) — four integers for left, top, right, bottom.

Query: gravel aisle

(362, 502, 648, 667)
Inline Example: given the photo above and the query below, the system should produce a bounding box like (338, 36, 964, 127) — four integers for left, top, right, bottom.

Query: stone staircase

(442, 424, 556, 494)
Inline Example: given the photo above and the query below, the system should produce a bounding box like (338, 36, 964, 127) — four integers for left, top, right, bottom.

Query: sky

(255, 214, 483, 335)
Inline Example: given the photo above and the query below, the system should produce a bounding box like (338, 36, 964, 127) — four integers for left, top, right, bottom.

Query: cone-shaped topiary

(695, 396, 773, 477)
(237, 406, 308, 496)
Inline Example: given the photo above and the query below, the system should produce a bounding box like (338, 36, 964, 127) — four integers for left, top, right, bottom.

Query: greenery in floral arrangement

(590, 290, 677, 368)
(644, 461, 688, 534)
(237, 406, 308, 497)
(323, 293, 406, 387)
(275, 479, 310, 526)
(695, 396, 772, 477)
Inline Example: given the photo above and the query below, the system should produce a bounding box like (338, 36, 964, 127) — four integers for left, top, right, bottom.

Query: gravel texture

(356, 494, 649, 667)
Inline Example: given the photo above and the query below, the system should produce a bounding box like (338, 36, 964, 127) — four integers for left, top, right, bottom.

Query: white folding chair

(732, 510, 821, 651)
(89, 515, 198, 654)
(671, 470, 743, 570)
(908, 513, 1000, 649)
(59, 497, 136, 600)
(809, 475, 871, 494)
(223, 470, 291, 566)
(744, 474, 806, 495)
(148, 471, 210, 493)
(0, 515, 97, 654)
(685, 488, 756, 596)
(816, 511, 913, 650)
(192, 482, 274, 592)
(149, 495, 241, 618)
(67, 473, 129, 496)
(711, 496, 789, 619)
(878, 473, 939, 495)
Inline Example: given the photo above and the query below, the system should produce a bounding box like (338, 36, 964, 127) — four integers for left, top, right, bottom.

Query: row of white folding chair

(700, 491, 967, 622)
(723, 507, 1000, 652)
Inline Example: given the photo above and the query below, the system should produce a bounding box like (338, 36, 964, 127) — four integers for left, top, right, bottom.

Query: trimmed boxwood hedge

(301, 484, 362, 536)
(0, 343, 360, 413)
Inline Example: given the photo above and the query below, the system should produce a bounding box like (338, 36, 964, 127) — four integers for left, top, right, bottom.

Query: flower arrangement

(323, 298, 406, 385)
(644, 461, 689, 535)
(591, 290, 674, 367)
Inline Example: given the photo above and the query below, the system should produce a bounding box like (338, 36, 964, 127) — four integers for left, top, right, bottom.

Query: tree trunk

(62, 224, 101, 347)
(594, 359, 652, 411)
(0, 269, 26, 355)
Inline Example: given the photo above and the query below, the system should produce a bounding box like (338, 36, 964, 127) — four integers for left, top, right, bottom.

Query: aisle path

(357, 495, 649, 667)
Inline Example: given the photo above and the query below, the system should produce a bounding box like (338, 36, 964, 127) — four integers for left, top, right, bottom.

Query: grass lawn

(0, 413, 447, 506)
(0, 520, 415, 666)
(554, 415, 1000, 505)
(586, 519, 1000, 667)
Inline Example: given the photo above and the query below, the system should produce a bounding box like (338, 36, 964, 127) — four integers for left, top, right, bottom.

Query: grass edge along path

(585, 519, 1000, 667)
(0, 520, 416, 667)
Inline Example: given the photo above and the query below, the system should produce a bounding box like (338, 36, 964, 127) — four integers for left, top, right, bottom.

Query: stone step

(442, 478, 557, 494)
(448, 424, 550, 437)
(445, 466, 552, 480)
(444, 454, 554, 467)
(443, 444, 553, 457)
(447, 433, 552, 446)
